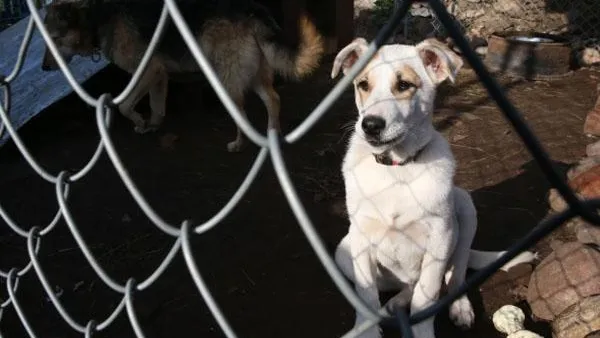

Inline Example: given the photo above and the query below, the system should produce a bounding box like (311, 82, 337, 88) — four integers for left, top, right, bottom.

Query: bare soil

(0, 57, 598, 338)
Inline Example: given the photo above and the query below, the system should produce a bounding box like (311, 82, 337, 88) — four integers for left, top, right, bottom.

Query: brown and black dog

(42, 0, 324, 152)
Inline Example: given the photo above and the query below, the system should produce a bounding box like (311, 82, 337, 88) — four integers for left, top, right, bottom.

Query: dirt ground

(0, 56, 599, 338)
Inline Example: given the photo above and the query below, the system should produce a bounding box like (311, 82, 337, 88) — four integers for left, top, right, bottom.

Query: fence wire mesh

(0, 0, 600, 337)
(396, 0, 600, 60)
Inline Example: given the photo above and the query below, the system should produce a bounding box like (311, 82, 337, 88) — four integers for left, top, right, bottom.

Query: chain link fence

(393, 0, 600, 61)
(0, 0, 600, 337)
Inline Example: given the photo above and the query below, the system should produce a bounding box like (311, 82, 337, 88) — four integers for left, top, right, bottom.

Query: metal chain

(0, 0, 599, 337)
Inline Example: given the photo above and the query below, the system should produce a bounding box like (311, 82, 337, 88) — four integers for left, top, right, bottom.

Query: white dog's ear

(415, 38, 464, 85)
(331, 38, 369, 79)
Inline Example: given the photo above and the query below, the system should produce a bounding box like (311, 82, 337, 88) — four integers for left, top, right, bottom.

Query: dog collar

(373, 147, 425, 166)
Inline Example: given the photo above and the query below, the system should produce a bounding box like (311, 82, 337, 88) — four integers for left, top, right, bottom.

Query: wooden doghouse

(255, 0, 354, 56)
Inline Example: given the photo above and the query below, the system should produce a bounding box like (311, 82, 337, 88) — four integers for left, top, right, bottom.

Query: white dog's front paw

(449, 296, 474, 329)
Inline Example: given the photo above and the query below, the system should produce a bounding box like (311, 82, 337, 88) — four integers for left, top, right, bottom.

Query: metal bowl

(507, 36, 556, 44)
(484, 31, 573, 80)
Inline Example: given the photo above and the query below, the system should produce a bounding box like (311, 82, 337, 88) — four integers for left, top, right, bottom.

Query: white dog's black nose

(362, 116, 386, 136)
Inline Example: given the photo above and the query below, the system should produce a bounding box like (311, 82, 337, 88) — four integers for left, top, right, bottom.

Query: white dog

(331, 37, 537, 338)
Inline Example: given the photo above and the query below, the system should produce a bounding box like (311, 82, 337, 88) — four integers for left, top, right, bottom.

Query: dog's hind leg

(148, 72, 168, 131)
(444, 187, 476, 330)
(253, 66, 281, 132)
(227, 94, 248, 153)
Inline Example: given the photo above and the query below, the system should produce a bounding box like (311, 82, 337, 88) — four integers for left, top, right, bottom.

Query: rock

(581, 47, 600, 67)
(547, 188, 568, 212)
(587, 140, 600, 157)
(567, 158, 600, 181)
(475, 46, 488, 56)
(555, 161, 600, 211)
(568, 164, 600, 199)
(576, 221, 600, 245)
(551, 295, 600, 338)
(492, 305, 526, 335)
(526, 241, 600, 321)
(563, 216, 586, 234)
(492, 305, 544, 337)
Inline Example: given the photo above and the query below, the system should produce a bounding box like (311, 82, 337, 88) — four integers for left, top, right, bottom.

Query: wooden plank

(0, 9, 109, 146)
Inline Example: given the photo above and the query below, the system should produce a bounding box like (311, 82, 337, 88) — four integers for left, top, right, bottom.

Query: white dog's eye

(356, 80, 369, 92)
(397, 80, 413, 92)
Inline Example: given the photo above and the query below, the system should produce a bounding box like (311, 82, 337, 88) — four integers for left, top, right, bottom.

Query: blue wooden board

(0, 8, 109, 146)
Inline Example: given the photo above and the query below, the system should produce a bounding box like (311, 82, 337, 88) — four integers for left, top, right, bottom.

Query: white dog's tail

(468, 249, 538, 272)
